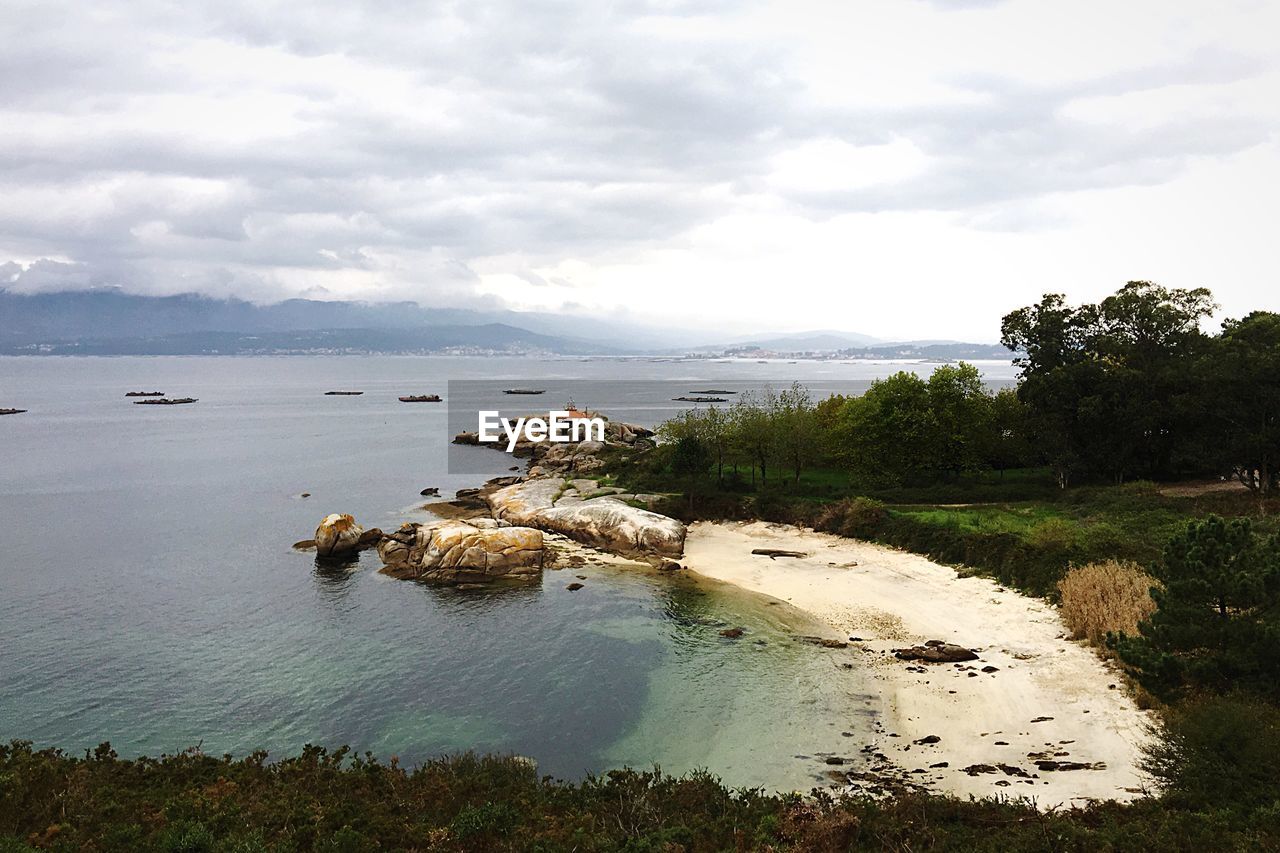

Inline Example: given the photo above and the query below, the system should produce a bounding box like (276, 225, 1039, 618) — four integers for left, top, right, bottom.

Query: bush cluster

(4, 737, 1280, 851)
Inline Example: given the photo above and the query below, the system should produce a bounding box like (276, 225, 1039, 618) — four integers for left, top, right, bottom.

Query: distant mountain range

(0, 288, 1010, 359)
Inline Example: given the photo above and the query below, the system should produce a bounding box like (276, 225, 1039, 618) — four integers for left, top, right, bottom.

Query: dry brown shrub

(1057, 559, 1160, 645)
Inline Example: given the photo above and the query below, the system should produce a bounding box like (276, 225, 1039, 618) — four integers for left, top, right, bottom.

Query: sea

(0, 355, 1015, 789)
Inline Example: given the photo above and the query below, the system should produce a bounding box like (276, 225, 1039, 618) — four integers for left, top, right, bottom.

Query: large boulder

(487, 479, 685, 558)
(378, 520, 544, 583)
(894, 642, 980, 663)
(315, 513, 365, 557)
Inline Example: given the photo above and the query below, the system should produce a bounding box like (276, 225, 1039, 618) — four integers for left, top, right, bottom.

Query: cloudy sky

(2, 0, 1278, 341)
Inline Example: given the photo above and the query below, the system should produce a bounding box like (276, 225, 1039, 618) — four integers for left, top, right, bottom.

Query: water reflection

(413, 576, 544, 608)
(311, 553, 361, 601)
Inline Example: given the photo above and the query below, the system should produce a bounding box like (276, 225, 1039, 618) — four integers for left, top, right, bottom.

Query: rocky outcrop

(444, 414, 681, 562)
(377, 519, 544, 583)
(487, 478, 686, 559)
(315, 513, 366, 557)
(451, 414, 655, 475)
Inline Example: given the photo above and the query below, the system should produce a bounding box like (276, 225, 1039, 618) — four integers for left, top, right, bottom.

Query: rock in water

(314, 513, 365, 557)
(378, 520, 544, 584)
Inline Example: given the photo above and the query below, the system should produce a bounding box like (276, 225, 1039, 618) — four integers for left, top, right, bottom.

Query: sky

(1, 0, 1278, 342)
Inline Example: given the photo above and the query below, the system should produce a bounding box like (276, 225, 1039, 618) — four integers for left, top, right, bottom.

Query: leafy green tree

(659, 405, 733, 486)
(832, 371, 936, 487)
(982, 387, 1033, 476)
(774, 381, 817, 483)
(699, 404, 733, 487)
(670, 435, 712, 478)
(730, 388, 779, 486)
(1002, 282, 1216, 486)
(1209, 311, 1280, 495)
(1094, 281, 1216, 478)
(925, 362, 991, 479)
(1115, 515, 1280, 699)
(1001, 294, 1097, 487)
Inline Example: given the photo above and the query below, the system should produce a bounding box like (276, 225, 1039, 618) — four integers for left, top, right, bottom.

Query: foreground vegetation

(5, 724, 1280, 852)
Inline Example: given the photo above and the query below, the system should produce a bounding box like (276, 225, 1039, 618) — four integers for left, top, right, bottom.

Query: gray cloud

(0, 0, 1275, 304)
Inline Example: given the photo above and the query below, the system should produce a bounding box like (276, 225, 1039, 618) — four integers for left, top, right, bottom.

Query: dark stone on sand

(894, 643, 979, 663)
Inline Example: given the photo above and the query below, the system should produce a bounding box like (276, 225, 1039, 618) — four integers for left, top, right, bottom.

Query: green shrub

(0, 838, 38, 853)
(1143, 694, 1280, 814)
(813, 497, 887, 539)
(1027, 516, 1077, 551)
(160, 820, 216, 853)
(1115, 515, 1280, 699)
(449, 801, 519, 841)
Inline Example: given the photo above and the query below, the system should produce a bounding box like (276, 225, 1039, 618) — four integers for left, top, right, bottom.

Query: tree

(731, 389, 779, 486)
(982, 387, 1033, 477)
(1092, 281, 1216, 478)
(659, 405, 733, 486)
(1001, 294, 1097, 488)
(1001, 282, 1217, 486)
(1209, 312, 1280, 496)
(1115, 516, 1280, 699)
(831, 371, 936, 487)
(774, 381, 817, 483)
(925, 362, 991, 479)
(670, 434, 712, 478)
(700, 404, 733, 487)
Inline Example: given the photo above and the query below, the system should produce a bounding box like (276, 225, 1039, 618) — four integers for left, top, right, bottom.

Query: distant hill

(0, 325, 614, 356)
(0, 287, 1008, 358)
(0, 288, 625, 354)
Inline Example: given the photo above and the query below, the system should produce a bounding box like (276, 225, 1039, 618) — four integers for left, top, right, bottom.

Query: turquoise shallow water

(0, 356, 1011, 788)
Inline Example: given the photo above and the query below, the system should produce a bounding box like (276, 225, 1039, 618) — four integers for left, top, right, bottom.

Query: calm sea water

(0, 356, 1014, 788)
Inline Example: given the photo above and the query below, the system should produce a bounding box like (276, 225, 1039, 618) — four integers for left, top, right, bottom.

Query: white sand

(681, 520, 1154, 808)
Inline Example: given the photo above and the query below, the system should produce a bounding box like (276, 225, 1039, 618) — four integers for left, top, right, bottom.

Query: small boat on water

(398, 394, 441, 403)
(0, 408, 27, 416)
(125, 391, 165, 397)
(324, 391, 363, 396)
(504, 389, 545, 395)
(133, 398, 197, 405)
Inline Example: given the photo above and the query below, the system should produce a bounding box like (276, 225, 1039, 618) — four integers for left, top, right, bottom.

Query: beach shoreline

(681, 520, 1154, 808)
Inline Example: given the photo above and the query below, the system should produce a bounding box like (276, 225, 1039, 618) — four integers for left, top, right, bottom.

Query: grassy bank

(615, 459, 1278, 597)
(3, 738, 1279, 852)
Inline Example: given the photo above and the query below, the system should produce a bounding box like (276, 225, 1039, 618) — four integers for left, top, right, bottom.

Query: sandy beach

(681, 520, 1154, 808)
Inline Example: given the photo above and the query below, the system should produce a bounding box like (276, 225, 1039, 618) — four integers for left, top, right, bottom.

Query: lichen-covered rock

(487, 479, 686, 559)
(378, 520, 544, 583)
(314, 513, 364, 557)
